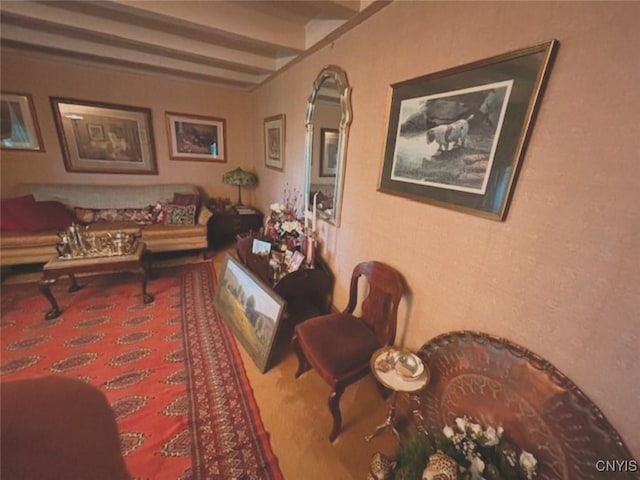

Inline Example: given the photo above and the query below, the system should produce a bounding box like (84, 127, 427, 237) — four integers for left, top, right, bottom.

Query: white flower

(455, 417, 467, 432)
(281, 221, 299, 233)
(469, 455, 485, 480)
(519, 451, 537, 479)
(469, 422, 482, 437)
(497, 426, 504, 438)
(269, 202, 283, 212)
(442, 426, 455, 439)
(483, 426, 500, 446)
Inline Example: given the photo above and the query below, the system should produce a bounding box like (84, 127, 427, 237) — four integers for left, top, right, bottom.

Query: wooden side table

(39, 242, 153, 320)
(365, 346, 430, 441)
(207, 208, 264, 250)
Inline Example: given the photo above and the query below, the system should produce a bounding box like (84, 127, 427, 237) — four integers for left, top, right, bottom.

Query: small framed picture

(319, 128, 339, 177)
(252, 238, 272, 256)
(1, 92, 44, 151)
(263, 114, 285, 171)
(87, 123, 105, 141)
(288, 251, 305, 273)
(165, 111, 226, 162)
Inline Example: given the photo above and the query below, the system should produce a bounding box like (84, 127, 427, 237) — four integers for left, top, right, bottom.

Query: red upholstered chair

(292, 261, 407, 441)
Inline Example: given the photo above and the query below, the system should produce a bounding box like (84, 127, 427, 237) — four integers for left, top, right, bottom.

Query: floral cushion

(166, 204, 196, 225)
(74, 206, 155, 225)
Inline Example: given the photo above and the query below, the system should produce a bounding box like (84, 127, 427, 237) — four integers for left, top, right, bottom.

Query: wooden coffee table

(39, 241, 153, 320)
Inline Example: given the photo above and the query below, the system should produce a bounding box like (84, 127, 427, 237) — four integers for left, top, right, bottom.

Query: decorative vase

(422, 451, 457, 480)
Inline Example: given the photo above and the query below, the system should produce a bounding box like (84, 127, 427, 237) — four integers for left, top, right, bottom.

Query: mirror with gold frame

(304, 65, 352, 227)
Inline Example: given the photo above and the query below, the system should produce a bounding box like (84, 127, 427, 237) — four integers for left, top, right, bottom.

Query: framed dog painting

(378, 40, 558, 221)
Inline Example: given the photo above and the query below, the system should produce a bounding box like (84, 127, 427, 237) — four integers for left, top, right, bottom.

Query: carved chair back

(346, 261, 406, 347)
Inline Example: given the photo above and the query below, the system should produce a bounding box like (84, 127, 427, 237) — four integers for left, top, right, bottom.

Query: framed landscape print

(214, 254, 286, 373)
(378, 40, 558, 220)
(263, 114, 285, 171)
(165, 111, 226, 162)
(319, 128, 339, 177)
(1, 92, 44, 151)
(50, 97, 157, 174)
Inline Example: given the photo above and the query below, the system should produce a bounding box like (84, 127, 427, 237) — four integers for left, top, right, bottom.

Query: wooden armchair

(292, 261, 407, 441)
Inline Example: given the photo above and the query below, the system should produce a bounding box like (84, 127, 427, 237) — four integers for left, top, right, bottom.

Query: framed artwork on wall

(214, 254, 286, 373)
(319, 128, 339, 177)
(1, 92, 44, 152)
(165, 111, 226, 162)
(263, 114, 285, 171)
(378, 40, 558, 220)
(50, 97, 157, 174)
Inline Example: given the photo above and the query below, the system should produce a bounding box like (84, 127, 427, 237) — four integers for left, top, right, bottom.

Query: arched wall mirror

(304, 65, 352, 227)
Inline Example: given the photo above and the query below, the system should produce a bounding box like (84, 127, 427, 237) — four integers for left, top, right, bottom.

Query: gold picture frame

(51, 97, 157, 174)
(263, 114, 285, 171)
(165, 111, 226, 162)
(378, 40, 558, 220)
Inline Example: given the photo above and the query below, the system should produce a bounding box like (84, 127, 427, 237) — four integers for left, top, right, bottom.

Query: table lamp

(222, 167, 258, 206)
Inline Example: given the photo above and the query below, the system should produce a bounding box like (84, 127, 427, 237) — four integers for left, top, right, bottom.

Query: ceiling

(0, 0, 391, 91)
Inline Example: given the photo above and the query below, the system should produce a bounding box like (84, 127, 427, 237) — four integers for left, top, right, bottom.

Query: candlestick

(312, 192, 318, 233)
(305, 233, 316, 268)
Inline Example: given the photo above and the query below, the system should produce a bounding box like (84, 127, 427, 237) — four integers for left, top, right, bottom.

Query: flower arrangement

(265, 186, 305, 248)
(393, 418, 538, 480)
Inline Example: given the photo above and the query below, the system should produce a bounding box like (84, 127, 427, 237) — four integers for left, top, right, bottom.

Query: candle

(312, 192, 318, 233)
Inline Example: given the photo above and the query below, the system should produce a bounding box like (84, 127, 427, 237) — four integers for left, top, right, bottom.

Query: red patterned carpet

(0, 261, 283, 480)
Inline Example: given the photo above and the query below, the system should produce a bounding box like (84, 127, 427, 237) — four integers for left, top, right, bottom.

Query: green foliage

(393, 428, 432, 480)
(393, 419, 537, 480)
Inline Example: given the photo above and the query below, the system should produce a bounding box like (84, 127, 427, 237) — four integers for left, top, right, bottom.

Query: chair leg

(328, 386, 344, 442)
(291, 333, 310, 378)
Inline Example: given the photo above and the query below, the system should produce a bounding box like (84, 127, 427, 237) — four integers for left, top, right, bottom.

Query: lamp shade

(222, 167, 257, 186)
(222, 167, 257, 205)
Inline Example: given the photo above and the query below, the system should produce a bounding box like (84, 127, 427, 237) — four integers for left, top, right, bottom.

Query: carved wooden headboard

(414, 331, 638, 480)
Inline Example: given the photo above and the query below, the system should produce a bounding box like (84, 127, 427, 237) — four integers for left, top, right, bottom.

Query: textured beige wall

(1, 0, 638, 459)
(251, 1, 640, 456)
(0, 50, 252, 202)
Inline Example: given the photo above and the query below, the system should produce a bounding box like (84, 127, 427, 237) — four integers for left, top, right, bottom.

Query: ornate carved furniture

(39, 241, 153, 320)
(411, 331, 637, 480)
(292, 261, 407, 442)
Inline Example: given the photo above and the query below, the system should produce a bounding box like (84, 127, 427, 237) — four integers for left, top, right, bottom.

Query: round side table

(365, 346, 430, 442)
